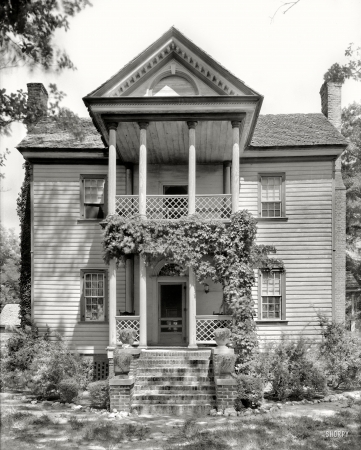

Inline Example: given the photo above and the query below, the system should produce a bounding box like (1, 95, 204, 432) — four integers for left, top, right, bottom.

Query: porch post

(138, 122, 148, 347)
(108, 123, 118, 347)
(125, 165, 134, 313)
(187, 121, 198, 348)
(231, 121, 241, 213)
(223, 161, 231, 194)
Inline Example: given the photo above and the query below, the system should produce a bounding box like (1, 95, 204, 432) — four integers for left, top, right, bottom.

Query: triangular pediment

(87, 27, 260, 98)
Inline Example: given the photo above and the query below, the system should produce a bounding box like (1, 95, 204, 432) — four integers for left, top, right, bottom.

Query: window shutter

(80, 271, 85, 321)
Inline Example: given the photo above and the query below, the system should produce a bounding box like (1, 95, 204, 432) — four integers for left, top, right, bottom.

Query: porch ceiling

(116, 120, 236, 164)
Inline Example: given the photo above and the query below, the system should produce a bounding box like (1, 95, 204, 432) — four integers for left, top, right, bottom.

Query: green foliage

(0, 225, 20, 311)
(58, 378, 79, 403)
(214, 328, 231, 342)
(113, 351, 132, 373)
(88, 380, 109, 409)
(0, 0, 91, 72)
(1, 324, 93, 395)
(218, 354, 237, 374)
(235, 374, 264, 408)
(268, 337, 327, 401)
(319, 315, 361, 388)
(16, 162, 31, 327)
(324, 44, 361, 83)
(341, 102, 361, 285)
(101, 211, 283, 362)
(118, 328, 137, 345)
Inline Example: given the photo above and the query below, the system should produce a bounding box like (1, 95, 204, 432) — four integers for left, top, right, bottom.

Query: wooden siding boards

(33, 164, 126, 354)
(240, 160, 333, 342)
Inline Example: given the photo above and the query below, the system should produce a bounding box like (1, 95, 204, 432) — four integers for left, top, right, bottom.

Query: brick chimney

(319, 81, 342, 132)
(26, 83, 48, 125)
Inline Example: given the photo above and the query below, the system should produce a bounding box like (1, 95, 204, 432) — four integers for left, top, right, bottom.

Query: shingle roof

(17, 118, 105, 149)
(17, 113, 347, 150)
(0, 304, 20, 327)
(250, 113, 347, 148)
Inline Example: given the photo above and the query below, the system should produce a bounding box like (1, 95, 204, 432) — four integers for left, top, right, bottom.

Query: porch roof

(17, 113, 347, 157)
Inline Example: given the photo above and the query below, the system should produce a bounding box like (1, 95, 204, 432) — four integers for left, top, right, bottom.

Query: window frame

(258, 269, 286, 321)
(80, 269, 108, 323)
(258, 173, 286, 220)
(79, 174, 107, 221)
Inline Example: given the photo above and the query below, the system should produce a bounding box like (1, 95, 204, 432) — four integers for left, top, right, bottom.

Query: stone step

(141, 350, 211, 356)
(132, 393, 216, 404)
(135, 376, 214, 383)
(134, 388, 216, 396)
(134, 383, 214, 391)
(137, 358, 211, 365)
(136, 367, 211, 373)
(131, 403, 215, 415)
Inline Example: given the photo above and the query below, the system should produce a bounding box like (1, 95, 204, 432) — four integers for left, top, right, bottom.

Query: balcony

(115, 194, 232, 221)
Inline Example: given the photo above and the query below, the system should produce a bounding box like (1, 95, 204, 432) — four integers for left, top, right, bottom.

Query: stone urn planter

(214, 328, 231, 348)
(114, 349, 133, 375)
(118, 328, 137, 348)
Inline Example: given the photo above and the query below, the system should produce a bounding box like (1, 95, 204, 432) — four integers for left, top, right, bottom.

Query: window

(80, 175, 107, 219)
(80, 270, 107, 322)
(258, 174, 286, 218)
(258, 270, 286, 320)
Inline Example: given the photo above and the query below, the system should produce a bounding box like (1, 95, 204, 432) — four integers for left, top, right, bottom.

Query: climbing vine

(16, 161, 32, 328)
(101, 211, 284, 361)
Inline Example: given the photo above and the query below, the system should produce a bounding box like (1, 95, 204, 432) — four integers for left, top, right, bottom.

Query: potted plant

(214, 328, 231, 346)
(118, 328, 137, 348)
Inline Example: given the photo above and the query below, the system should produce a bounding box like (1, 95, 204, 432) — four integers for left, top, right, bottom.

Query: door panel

(159, 284, 184, 345)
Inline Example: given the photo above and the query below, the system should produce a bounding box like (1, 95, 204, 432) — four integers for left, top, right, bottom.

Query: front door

(159, 283, 185, 345)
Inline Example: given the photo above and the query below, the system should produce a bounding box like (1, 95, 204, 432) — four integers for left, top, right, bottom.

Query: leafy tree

(0, 0, 91, 137)
(0, 225, 20, 311)
(324, 44, 361, 83)
(341, 102, 361, 285)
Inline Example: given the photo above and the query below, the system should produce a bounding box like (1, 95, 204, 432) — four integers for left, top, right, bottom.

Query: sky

(1, 0, 360, 233)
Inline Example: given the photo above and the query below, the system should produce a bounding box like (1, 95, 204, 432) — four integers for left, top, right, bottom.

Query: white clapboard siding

(241, 160, 333, 342)
(33, 164, 126, 354)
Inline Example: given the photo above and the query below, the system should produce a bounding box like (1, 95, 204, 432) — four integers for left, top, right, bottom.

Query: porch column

(223, 161, 231, 194)
(138, 122, 148, 347)
(108, 123, 118, 347)
(187, 121, 198, 348)
(125, 166, 134, 313)
(231, 121, 241, 213)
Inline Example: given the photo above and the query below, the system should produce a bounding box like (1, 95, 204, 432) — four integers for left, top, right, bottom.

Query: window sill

(77, 219, 104, 224)
(255, 320, 288, 325)
(78, 321, 109, 324)
(256, 217, 288, 222)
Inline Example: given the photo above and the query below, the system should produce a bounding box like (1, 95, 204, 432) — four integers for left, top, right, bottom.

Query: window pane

(84, 179, 105, 204)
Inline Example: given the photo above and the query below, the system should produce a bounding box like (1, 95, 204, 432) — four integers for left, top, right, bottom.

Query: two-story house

(17, 28, 346, 394)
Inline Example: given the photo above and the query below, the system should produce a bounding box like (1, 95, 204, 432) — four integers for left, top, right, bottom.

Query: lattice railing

(115, 195, 232, 221)
(115, 316, 140, 345)
(146, 195, 188, 220)
(115, 196, 139, 219)
(196, 315, 233, 344)
(195, 195, 232, 220)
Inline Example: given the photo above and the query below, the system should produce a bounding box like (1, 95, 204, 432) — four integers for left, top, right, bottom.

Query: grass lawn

(1, 393, 360, 449)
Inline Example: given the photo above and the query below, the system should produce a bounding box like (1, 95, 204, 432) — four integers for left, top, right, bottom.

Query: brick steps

(132, 349, 215, 415)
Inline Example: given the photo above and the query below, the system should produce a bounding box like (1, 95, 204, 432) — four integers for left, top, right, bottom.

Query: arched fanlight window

(158, 263, 184, 277)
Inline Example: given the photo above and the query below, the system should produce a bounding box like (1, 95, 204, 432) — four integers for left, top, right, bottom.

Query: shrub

(268, 337, 327, 401)
(58, 378, 79, 403)
(218, 354, 237, 374)
(214, 328, 231, 341)
(118, 328, 137, 345)
(319, 315, 361, 388)
(88, 380, 109, 409)
(1, 324, 94, 396)
(114, 351, 132, 373)
(235, 374, 264, 408)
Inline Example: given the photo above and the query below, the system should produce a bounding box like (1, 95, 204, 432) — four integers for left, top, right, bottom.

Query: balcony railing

(115, 194, 232, 220)
(196, 314, 233, 345)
